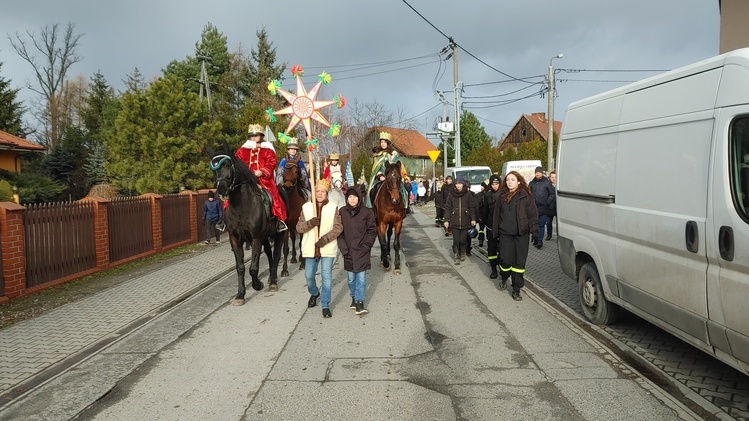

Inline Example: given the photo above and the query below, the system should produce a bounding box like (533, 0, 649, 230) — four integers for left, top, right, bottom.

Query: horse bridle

(384, 169, 401, 204)
(282, 160, 299, 189)
(210, 154, 245, 193)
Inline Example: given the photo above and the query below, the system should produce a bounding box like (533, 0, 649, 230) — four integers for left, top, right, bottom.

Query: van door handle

(719, 226, 734, 261)
(685, 221, 698, 253)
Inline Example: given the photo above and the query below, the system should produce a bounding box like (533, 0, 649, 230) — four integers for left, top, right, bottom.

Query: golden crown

(329, 153, 339, 160)
(247, 124, 264, 136)
(379, 132, 392, 141)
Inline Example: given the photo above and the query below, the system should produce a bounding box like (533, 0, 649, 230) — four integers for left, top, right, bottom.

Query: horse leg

(290, 230, 298, 264)
(378, 224, 390, 271)
(249, 238, 264, 292)
(270, 233, 284, 290)
(298, 233, 305, 270)
(231, 236, 247, 306)
(393, 221, 403, 275)
(281, 230, 290, 277)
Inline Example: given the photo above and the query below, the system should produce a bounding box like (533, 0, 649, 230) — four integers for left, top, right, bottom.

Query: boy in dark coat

(202, 191, 223, 244)
(337, 187, 378, 315)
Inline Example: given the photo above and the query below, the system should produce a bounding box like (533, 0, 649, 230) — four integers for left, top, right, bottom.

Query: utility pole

(547, 53, 563, 171)
(197, 54, 213, 114)
(450, 38, 461, 167)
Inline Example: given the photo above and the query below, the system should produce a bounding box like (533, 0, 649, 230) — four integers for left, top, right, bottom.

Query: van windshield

(456, 169, 492, 185)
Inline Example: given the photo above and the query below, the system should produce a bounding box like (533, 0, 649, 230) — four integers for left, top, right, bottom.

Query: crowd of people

(208, 123, 559, 314)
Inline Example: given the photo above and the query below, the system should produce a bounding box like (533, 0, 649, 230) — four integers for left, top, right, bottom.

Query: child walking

(337, 187, 377, 315)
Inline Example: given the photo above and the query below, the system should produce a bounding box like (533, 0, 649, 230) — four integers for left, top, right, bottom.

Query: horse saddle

(260, 188, 273, 218)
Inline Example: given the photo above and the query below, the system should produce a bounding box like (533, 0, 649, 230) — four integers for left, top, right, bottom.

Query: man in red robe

(235, 123, 288, 232)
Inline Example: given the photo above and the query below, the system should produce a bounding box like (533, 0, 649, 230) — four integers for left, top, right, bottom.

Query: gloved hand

(471, 221, 476, 226)
(315, 238, 326, 248)
(444, 221, 449, 228)
(307, 217, 320, 227)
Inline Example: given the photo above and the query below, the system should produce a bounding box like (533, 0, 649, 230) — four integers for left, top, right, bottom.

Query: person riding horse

(323, 153, 344, 191)
(366, 131, 409, 210)
(235, 123, 288, 232)
(275, 138, 310, 192)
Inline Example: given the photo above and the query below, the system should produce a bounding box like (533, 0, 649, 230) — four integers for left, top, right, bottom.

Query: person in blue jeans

(296, 179, 343, 318)
(337, 187, 377, 315)
(202, 191, 222, 244)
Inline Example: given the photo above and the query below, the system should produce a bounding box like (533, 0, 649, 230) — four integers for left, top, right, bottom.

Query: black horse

(208, 142, 284, 305)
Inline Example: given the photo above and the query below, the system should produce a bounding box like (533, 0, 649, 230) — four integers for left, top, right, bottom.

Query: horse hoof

(232, 298, 245, 306)
(383, 265, 391, 272)
(281, 270, 289, 277)
(252, 282, 264, 291)
(268, 283, 278, 292)
(394, 269, 401, 275)
(291, 258, 298, 264)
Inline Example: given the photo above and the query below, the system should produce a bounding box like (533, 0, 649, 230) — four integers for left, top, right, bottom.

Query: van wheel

(578, 262, 619, 325)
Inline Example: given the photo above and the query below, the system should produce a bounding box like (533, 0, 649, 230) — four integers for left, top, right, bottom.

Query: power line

(460, 82, 545, 99)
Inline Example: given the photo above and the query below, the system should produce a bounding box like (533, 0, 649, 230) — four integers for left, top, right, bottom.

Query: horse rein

(210, 154, 247, 193)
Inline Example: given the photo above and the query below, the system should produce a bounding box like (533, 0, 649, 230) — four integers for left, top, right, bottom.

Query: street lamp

(548, 53, 563, 172)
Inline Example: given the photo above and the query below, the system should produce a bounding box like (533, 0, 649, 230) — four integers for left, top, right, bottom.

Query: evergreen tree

(0, 62, 27, 137)
(457, 110, 492, 162)
(107, 75, 221, 194)
(123, 67, 146, 93)
(247, 28, 286, 110)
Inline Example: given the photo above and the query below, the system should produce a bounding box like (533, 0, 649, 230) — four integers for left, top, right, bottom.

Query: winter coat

(440, 182, 453, 206)
(492, 188, 538, 238)
(444, 186, 476, 229)
(297, 199, 342, 258)
(474, 190, 486, 224)
(528, 176, 555, 216)
(337, 188, 377, 272)
(482, 188, 501, 234)
(203, 198, 222, 222)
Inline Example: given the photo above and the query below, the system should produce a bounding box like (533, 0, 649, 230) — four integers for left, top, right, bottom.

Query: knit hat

(316, 178, 331, 192)
(345, 186, 360, 201)
(455, 175, 465, 184)
(489, 174, 501, 184)
(208, 191, 215, 198)
(535, 166, 544, 174)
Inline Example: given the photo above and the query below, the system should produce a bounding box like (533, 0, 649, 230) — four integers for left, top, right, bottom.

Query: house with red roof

(361, 126, 438, 177)
(0, 130, 45, 173)
(497, 113, 562, 153)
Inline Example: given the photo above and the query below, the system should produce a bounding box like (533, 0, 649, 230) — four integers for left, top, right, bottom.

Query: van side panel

(613, 115, 713, 329)
(556, 132, 616, 197)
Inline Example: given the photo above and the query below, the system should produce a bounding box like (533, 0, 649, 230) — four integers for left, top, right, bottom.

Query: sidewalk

(0, 207, 704, 420)
(0, 241, 239, 401)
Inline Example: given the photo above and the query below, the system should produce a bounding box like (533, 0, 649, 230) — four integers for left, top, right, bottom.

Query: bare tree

(8, 22, 84, 148)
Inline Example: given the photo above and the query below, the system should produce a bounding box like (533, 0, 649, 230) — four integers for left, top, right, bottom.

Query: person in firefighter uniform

(235, 123, 288, 232)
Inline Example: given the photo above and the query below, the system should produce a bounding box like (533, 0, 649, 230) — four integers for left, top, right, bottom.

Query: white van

(556, 48, 749, 375)
(500, 160, 542, 184)
(445, 166, 492, 194)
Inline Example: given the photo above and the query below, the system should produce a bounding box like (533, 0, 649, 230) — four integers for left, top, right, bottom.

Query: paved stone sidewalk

(0, 242, 238, 398)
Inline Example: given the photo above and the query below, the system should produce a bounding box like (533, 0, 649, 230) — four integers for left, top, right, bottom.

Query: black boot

(499, 277, 508, 291)
(489, 263, 498, 279)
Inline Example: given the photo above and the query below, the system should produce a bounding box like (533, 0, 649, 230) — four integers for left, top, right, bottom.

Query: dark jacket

(444, 185, 476, 229)
(492, 188, 538, 238)
(474, 190, 486, 225)
(203, 198, 222, 222)
(337, 187, 377, 272)
(483, 188, 501, 234)
(529, 176, 555, 216)
(440, 182, 453, 205)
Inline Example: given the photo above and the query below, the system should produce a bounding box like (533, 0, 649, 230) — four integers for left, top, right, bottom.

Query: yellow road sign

(427, 150, 441, 163)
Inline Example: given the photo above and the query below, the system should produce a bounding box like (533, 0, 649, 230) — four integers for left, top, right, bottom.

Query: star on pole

(272, 72, 336, 138)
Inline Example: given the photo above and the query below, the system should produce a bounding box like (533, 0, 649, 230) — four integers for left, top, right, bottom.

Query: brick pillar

(0, 202, 26, 300)
(78, 197, 111, 270)
(181, 190, 198, 244)
(141, 193, 163, 252)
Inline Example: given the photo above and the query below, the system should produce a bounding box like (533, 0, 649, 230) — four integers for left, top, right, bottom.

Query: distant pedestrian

(202, 191, 222, 244)
(483, 174, 502, 279)
(338, 187, 377, 315)
(296, 179, 343, 318)
(417, 181, 426, 204)
(436, 175, 453, 231)
(492, 171, 538, 301)
(474, 179, 488, 247)
(528, 166, 554, 248)
(443, 175, 476, 264)
(545, 170, 557, 240)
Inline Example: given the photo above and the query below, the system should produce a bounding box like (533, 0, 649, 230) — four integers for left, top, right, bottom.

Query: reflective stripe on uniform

(510, 267, 525, 274)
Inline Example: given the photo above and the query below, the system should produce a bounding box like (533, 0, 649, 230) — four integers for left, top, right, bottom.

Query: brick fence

(0, 189, 216, 304)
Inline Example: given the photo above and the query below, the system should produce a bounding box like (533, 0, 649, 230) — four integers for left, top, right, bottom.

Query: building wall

(721, 0, 749, 54)
(500, 119, 543, 152)
(0, 152, 19, 172)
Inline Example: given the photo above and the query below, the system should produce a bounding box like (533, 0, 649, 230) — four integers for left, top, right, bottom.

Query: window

(730, 116, 749, 221)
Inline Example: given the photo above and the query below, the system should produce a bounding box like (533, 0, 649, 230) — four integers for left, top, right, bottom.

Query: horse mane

(231, 155, 261, 193)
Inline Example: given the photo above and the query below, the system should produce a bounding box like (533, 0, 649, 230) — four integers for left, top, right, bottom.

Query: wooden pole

(307, 146, 319, 240)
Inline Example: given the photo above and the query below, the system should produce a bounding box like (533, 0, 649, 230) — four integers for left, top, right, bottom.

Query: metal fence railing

(161, 194, 191, 247)
(24, 201, 97, 288)
(108, 197, 153, 263)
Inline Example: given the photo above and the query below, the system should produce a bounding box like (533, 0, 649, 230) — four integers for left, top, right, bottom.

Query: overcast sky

(0, 0, 720, 144)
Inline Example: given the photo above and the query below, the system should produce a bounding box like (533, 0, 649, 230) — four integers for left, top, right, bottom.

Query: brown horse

(278, 156, 308, 275)
(372, 161, 406, 274)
